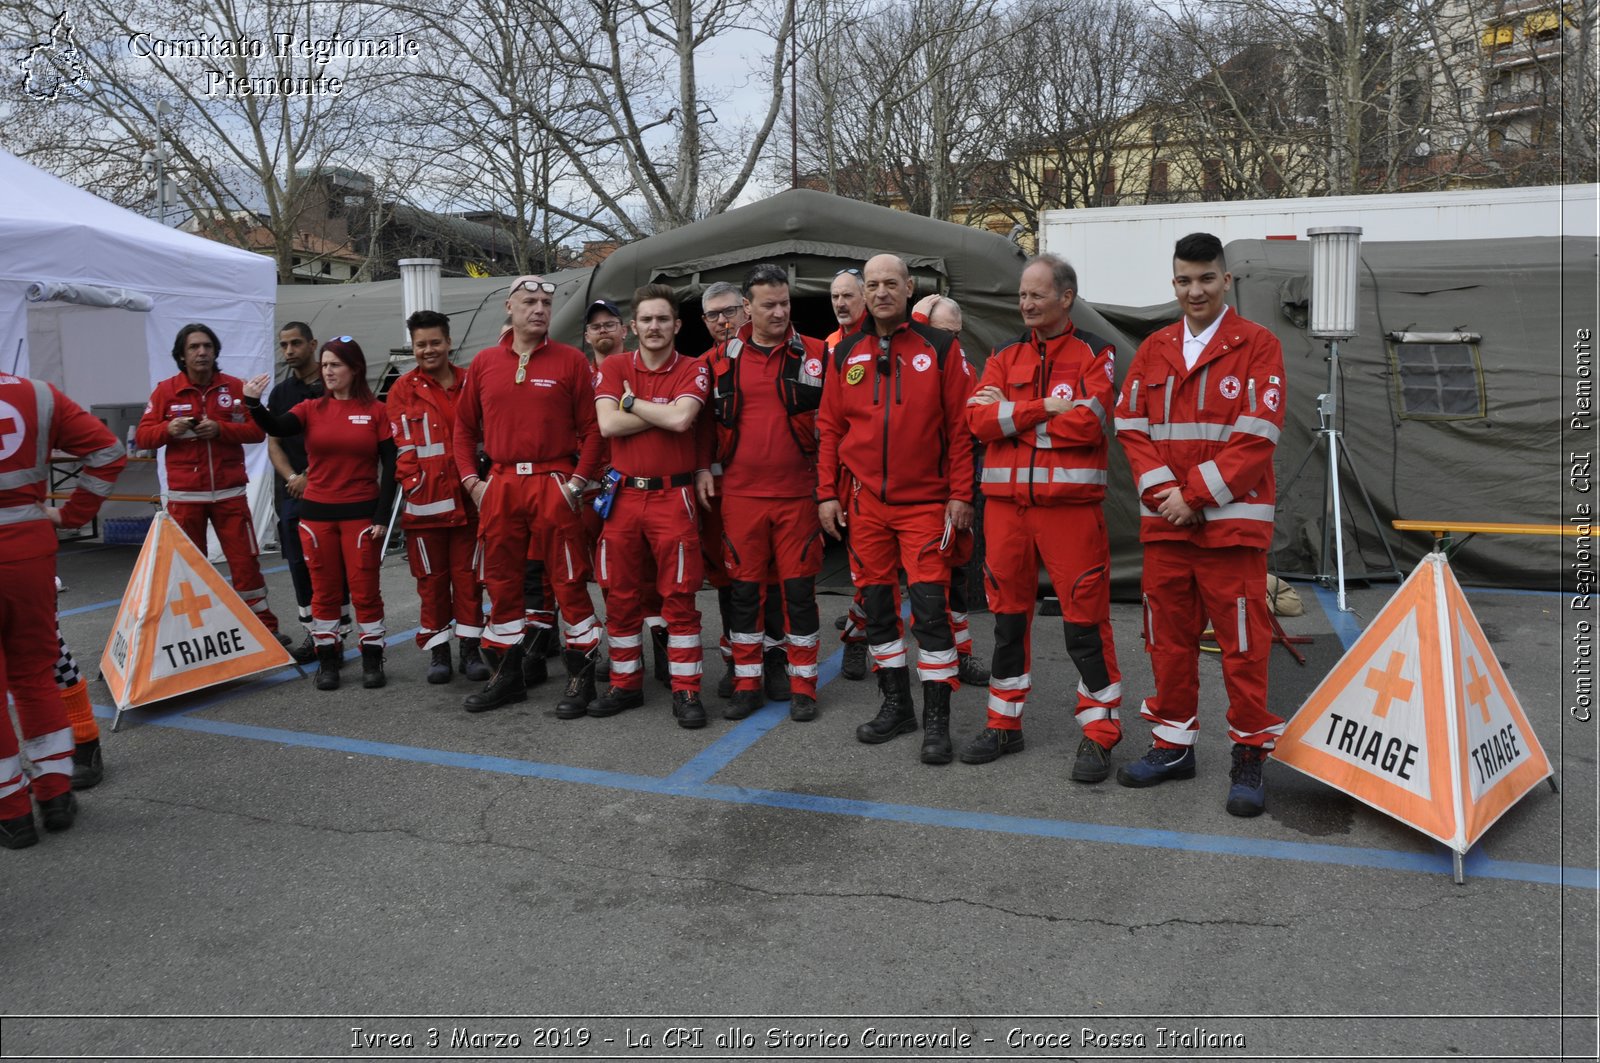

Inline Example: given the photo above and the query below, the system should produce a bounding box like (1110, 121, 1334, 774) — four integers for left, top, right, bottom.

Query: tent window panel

(1390, 341, 1486, 419)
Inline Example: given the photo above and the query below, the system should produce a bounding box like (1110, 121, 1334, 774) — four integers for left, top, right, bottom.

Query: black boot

(840, 641, 869, 681)
(360, 644, 387, 689)
(459, 637, 492, 682)
(920, 681, 953, 765)
(0, 811, 38, 850)
(957, 652, 991, 685)
(522, 628, 552, 687)
(314, 644, 342, 691)
(290, 631, 318, 665)
(763, 645, 792, 702)
(855, 667, 917, 744)
(715, 656, 734, 698)
(38, 790, 77, 832)
(71, 739, 104, 791)
(650, 624, 670, 687)
(463, 642, 527, 713)
(588, 684, 644, 717)
(554, 649, 598, 719)
(426, 643, 452, 685)
(672, 689, 707, 729)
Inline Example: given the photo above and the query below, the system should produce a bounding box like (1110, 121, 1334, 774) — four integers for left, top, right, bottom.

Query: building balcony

(1488, 38, 1568, 68)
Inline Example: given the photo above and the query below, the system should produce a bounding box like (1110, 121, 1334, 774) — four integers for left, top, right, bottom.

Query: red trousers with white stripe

(597, 485, 702, 692)
(845, 484, 957, 686)
(168, 496, 278, 632)
(1140, 541, 1279, 749)
(841, 574, 972, 656)
(299, 519, 385, 647)
(722, 495, 822, 697)
(0, 558, 73, 819)
(407, 522, 483, 649)
(479, 469, 599, 653)
(982, 500, 1121, 744)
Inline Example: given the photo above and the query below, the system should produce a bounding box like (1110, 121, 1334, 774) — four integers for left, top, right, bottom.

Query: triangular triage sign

(1272, 553, 1551, 854)
(100, 510, 293, 717)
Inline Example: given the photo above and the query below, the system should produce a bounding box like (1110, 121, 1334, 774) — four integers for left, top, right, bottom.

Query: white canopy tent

(0, 148, 278, 544)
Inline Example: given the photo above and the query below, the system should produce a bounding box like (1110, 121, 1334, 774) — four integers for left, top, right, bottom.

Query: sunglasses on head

(510, 280, 557, 295)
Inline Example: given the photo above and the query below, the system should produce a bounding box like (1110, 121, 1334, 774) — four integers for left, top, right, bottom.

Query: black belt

(620, 472, 694, 490)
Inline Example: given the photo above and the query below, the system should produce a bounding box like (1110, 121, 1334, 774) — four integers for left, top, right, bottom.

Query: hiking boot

(959, 726, 1025, 764)
(458, 638, 492, 682)
(426, 643, 452, 685)
(555, 649, 598, 719)
(919, 681, 953, 765)
(522, 628, 553, 687)
(0, 812, 38, 850)
(715, 657, 734, 698)
(314, 644, 342, 691)
(588, 685, 644, 718)
(672, 690, 707, 729)
(1069, 736, 1114, 784)
(650, 625, 670, 687)
(71, 739, 104, 791)
(789, 693, 818, 722)
(1226, 743, 1268, 817)
(1116, 744, 1197, 788)
(725, 688, 764, 721)
(38, 790, 77, 832)
(463, 643, 527, 713)
(290, 632, 318, 665)
(856, 667, 916, 744)
(840, 641, 869, 681)
(763, 646, 791, 702)
(957, 652, 990, 685)
(360, 644, 387, 689)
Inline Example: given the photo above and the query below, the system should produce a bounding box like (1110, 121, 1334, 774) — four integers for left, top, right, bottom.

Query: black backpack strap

(832, 329, 868, 371)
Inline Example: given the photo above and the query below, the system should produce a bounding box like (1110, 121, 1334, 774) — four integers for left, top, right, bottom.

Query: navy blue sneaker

(1225, 744, 1268, 817)
(1116, 744, 1196, 787)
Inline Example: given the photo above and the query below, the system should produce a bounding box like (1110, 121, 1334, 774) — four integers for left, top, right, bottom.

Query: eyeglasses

(586, 320, 621, 331)
(515, 352, 532, 384)
(835, 268, 862, 277)
(703, 306, 742, 321)
(510, 280, 557, 295)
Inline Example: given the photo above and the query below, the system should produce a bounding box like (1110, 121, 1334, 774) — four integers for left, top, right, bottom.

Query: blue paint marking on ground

(665, 647, 846, 786)
(1312, 583, 1367, 650)
(79, 699, 1600, 890)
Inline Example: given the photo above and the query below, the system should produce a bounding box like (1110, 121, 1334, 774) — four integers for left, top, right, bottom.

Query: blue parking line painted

(666, 648, 847, 786)
(1312, 584, 1366, 650)
(82, 700, 1600, 890)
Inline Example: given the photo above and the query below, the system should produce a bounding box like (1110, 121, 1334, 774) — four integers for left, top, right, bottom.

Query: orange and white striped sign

(100, 510, 292, 719)
(1272, 553, 1551, 854)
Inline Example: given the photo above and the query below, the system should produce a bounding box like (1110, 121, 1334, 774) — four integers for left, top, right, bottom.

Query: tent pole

(1452, 850, 1465, 885)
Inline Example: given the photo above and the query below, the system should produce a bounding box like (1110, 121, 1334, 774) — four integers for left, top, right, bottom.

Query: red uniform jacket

(704, 321, 826, 467)
(967, 322, 1115, 506)
(0, 375, 126, 561)
(386, 364, 470, 529)
(1114, 308, 1285, 549)
(453, 337, 602, 485)
(817, 320, 975, 506)
(135, 371, 263, 502)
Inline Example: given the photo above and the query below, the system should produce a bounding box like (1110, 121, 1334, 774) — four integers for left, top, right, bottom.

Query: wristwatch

(621, 393, 635, 412)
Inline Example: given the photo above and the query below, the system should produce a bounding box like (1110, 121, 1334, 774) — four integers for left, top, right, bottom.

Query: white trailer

(1039, 184, 1598, 307)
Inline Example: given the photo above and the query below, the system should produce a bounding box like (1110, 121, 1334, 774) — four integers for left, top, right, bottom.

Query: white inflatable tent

(0, 148, 277, 544)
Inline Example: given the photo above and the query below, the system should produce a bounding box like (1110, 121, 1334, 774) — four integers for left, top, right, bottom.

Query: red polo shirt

(596, 350, 708, 478)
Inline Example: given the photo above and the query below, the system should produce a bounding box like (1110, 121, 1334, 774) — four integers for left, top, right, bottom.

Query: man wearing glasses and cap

(453, 276, 605, 713)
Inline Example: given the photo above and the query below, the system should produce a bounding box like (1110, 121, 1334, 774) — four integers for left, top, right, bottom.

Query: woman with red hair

(243, 337, 397, 690)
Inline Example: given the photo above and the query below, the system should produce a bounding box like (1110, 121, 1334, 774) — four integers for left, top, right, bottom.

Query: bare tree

(4, 0, 422, 280)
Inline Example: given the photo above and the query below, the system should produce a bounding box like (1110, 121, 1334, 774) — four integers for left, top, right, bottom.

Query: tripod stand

(1276, 338, 1403, 612)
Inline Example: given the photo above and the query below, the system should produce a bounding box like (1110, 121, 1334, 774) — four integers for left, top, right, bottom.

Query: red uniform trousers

(845, 483, 958, 687)
(1140, 541, 1280, 750)
(0, 558, 73, 819)
(597, 485, 703, 693)
(168, 496, 278, 633)
(408, 522, 483, 649)
(478, 468, 600, 654)
(579, 494, 679, 660)
(983, 500, 1122, 745)
(299, 519, 385, 648)
(722, 495, 822, 697)
(841, 570, 971, 657)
